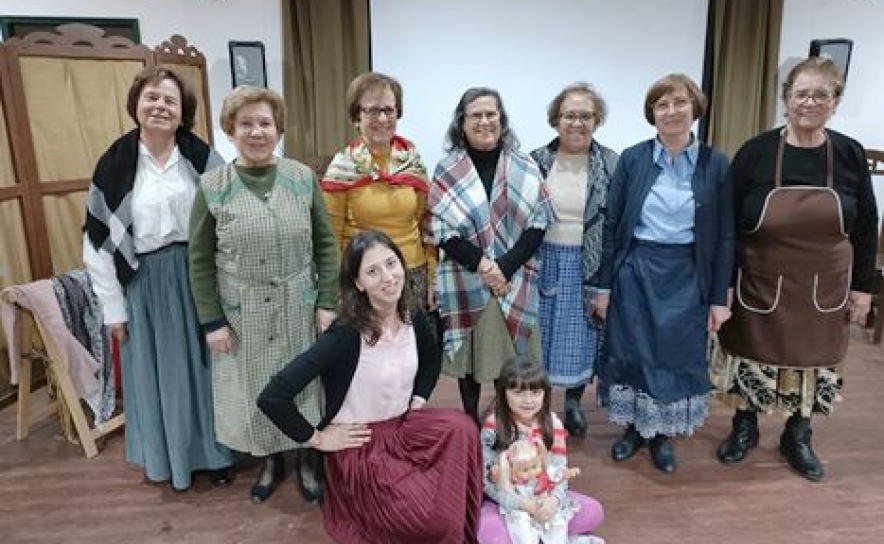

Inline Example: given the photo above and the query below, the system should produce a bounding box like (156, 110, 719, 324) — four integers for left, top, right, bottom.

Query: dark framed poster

(229, 40, 267, 88)
(809, 38, 853, 82)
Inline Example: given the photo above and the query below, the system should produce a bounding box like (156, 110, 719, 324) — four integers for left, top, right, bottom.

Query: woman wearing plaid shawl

(429, 88, 554, 422)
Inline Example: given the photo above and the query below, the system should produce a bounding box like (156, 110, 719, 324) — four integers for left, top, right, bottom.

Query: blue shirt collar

(653, 133, 699, 166)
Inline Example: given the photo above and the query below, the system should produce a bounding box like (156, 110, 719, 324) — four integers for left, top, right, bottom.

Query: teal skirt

(122, 243, 231, 489)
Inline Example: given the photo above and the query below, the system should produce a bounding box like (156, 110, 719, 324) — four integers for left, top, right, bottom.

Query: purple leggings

(476, 491, 605, 544)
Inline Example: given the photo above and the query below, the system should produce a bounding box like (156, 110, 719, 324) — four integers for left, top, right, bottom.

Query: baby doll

(498, 438, 580, 544)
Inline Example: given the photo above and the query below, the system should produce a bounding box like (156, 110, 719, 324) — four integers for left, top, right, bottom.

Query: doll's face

(510, 455, 543, 484)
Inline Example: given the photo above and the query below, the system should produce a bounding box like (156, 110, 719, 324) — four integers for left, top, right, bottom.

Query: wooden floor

(2, 329, 883, 544)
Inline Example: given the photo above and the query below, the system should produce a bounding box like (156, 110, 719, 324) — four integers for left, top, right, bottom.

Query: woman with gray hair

(530, 82, 618, 438)
(429, 87, 554, 422)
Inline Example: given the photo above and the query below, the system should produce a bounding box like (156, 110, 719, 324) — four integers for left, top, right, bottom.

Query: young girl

(478, 356, 605, 544)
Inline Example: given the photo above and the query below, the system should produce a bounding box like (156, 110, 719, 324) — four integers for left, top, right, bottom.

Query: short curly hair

(781, 56, 845, 103)
(546, 82, 608, 128)
(126, 66, 196, 130)
(219, 86, 286, 136)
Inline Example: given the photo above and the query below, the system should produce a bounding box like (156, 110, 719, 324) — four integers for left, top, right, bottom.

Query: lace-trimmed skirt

(602, 240, 711, 438)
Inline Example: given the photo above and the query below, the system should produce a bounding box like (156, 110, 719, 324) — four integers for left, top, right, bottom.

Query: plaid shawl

(321, 134, 428, 193)
(429, 147, 552, 359)
(84, 128, 219, 285)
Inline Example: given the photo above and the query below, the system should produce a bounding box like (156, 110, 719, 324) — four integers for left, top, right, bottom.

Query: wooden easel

(3, 293, 125, 458)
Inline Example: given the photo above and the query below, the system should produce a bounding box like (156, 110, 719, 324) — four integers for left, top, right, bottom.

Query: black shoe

(717, 409, 759, 465)
(564, 405, 588, 438)
(297, 449, 325, 505)
(611, 425, 645, 461)
(209, 466, 234, 487)
(250, 454, 285, 504)
(779, 415, 824, 482)
(649, 435, 677, 473)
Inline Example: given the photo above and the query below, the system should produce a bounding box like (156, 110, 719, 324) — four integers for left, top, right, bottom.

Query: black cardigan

(257, 310, 441, 443)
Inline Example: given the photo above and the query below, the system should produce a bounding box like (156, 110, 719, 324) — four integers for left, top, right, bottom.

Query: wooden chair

(1, 284, 125, 457)
(866, 149, 884, 343)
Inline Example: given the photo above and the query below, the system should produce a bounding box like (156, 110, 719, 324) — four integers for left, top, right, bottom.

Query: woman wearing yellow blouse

(322, 72, 438, 312)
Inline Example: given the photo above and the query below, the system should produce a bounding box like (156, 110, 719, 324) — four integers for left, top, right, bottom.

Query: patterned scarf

(321, 134, 429, 193)
(429, 147, 553, 359)
(84, 128, 219, 285)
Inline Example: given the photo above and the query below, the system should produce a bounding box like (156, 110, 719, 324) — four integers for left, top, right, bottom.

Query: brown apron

(719, 131, 852, 368)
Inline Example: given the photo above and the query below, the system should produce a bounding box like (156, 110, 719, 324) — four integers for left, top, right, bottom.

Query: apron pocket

(735, 268, 782, 314)
(812, 268, 850, 312)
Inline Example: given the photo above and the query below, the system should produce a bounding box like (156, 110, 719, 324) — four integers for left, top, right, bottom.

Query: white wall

(2, 0, 284, 160)
(780, 0, 884, 216)
(370, 0, 709, 170)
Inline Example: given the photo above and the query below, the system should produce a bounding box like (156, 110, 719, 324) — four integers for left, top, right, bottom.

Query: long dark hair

(338, 229, 413, 345)
(492, 356, 554, 451)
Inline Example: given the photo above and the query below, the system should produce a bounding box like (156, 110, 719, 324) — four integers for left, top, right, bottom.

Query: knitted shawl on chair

(84, 127, 214, 286)
(429, 147, 553, 360)
(321, 134, 428, 193)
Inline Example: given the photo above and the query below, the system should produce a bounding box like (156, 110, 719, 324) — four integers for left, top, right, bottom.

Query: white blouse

(83, 144, 196, 324)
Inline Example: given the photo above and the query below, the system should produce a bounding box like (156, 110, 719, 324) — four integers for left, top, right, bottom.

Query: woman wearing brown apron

(713, 57, 878, 481)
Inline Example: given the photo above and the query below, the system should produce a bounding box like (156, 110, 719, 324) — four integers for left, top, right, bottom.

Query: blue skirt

(122, 243, 231, 489)
(603, 240, 710, 437)
(538, 243, 599, 388)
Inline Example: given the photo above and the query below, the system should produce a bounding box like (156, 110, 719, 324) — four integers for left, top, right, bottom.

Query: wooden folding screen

(0, 23, 214, 404)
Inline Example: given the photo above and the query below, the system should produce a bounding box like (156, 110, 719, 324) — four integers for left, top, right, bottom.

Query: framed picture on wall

(0, 16, 140, 42)
(229, 40, 267, 88)
(809, 38, 853, 82)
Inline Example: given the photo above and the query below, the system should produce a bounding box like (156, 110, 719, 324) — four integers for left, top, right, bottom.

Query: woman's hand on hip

(708, 305, 732, 332)
(848, 290, 872, 325)
(206, 326, 236, 354)
(309, 424, 371, 452)
(316, 308, 336, 335)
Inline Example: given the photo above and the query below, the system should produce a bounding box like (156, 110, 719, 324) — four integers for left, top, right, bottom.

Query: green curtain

(281, 0, 369, 163)
(707, 0, 784, 158)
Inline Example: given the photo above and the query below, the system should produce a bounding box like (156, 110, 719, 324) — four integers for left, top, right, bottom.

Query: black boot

(458, 376, 482, 424)
(564, 386, 588, 438)
(779, 414, 824, 482)
(611, 425, 645, 461)
(717, 409, 759, 464)
(649, 435, 677, 473)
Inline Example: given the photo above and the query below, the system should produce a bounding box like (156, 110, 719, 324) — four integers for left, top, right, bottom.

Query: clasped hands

(478, 256, 509, 297)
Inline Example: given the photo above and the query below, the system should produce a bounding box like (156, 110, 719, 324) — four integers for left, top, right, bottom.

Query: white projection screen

(370, 0, 709, 170)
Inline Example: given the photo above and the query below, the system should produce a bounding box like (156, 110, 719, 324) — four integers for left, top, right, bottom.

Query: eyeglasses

(653, 97, 692, 114)
(466, 110, 500, 124)
(560, 111, 597, 124)
(789, 89, 835, 105)
(360, 106, 397, 119)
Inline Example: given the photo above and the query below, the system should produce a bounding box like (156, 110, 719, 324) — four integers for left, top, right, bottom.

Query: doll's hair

(492, 356, 554, 451)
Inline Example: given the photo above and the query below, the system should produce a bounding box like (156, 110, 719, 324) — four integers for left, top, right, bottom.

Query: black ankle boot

(611, 425, 645, 461)
(250, 453, 285, 504)
(458, 376, 481, 424)
(779, 414, 824, 482)
(717, 409, 759, 465)
(564, 400, 588, 438)
(649, 435, 677, 473)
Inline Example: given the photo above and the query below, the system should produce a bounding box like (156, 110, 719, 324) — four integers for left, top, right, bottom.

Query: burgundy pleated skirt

(323, 408, 482, 544)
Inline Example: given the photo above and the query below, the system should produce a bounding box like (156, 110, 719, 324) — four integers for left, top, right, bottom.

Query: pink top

(332, 323, 418, 424)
